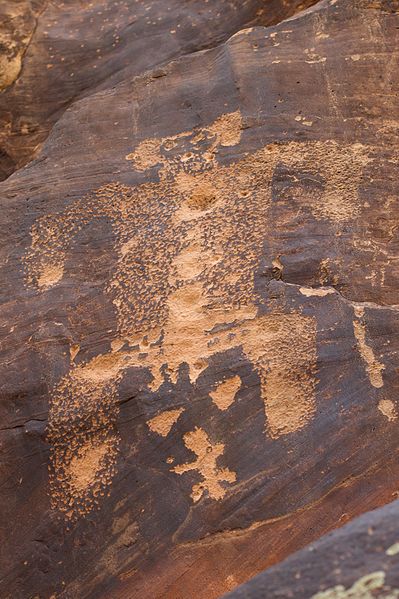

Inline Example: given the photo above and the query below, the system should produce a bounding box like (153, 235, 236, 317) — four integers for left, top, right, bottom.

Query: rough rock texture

(0, 0, 317, 180)
(225, 499, 399, 599)
(1, 0, 399, 598)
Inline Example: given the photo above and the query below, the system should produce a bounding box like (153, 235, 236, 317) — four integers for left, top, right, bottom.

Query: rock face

(0, 0, 318, 180)
(1, 0, 399, 598)
(226, 499, 399, 599)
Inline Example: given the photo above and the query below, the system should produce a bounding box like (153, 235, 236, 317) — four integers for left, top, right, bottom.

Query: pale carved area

(1, 1, 398, 598)
(24, 110, 389, 519)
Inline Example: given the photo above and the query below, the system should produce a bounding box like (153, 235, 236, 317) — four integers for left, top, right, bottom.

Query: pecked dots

(47, 352, 124, 520)
(125, 110, 243, 180)
(23, 108, 377, 515)
(162, 138, 178, 151)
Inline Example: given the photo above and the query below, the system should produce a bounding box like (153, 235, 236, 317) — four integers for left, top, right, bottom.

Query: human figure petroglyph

(172, 427, 237, 502)
(25, 111, 372, 515)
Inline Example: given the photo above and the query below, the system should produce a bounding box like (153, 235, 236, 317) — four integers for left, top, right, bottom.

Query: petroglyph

(24, 110, 374, 515)
(147, 408, 185, 437)
(125, 110, 243, 176)
(67, 443, 110, 494)
(210, 376, 242, 410)
(353, 307, 385, 388)
(48, 354, 123, 518)
(378, 399, 397, 422)
(172, 428, 236, 502)
(37, 263, 64, 289)
(241, 313, 317, 438)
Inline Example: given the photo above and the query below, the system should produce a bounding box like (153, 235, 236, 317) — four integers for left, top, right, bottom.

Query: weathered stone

(0, 0, 318, 180)
(1, 0, 399, 598)
(225, 499, 399, 598)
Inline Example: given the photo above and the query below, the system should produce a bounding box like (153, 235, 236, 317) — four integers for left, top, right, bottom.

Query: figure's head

(125, 111, 243, 180)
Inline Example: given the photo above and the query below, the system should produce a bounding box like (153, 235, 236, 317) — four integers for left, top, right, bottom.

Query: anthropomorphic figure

(25, 111, 370, 517)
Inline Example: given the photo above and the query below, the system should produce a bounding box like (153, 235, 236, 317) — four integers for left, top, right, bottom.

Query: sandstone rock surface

(1, 0, 399, 598)
(226, 499, 399, 599)
(0, 0, 317, 180)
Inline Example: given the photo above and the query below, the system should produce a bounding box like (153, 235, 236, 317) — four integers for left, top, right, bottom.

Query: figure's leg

(240, 312, 318, 439)
(47, 353, 125, 520)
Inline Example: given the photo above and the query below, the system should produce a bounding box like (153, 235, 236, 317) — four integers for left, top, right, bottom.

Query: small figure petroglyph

(172, 428, 236, 501)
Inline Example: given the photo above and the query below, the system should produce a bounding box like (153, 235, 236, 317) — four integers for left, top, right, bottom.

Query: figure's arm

(24, 195, 98, 290)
